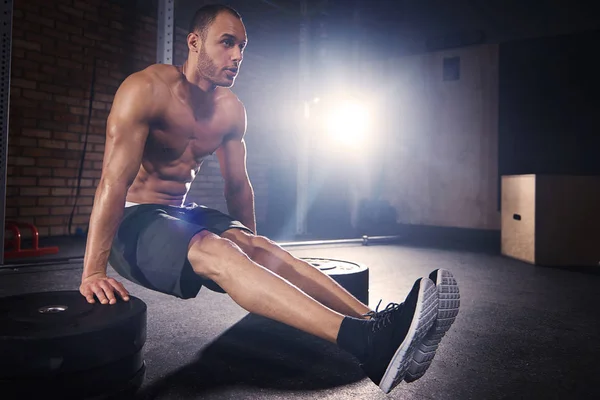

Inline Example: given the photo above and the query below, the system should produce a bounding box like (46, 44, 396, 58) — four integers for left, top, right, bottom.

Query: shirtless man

(79, 4, 459, 394)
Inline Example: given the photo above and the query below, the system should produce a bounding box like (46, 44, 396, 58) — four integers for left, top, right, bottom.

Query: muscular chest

(149, 102, 230, 163)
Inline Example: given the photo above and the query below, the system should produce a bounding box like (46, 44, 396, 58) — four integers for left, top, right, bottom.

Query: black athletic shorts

(108, 203, 253, 299)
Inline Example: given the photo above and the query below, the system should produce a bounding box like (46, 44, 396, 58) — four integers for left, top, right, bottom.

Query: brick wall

(6, 0, 273, 237)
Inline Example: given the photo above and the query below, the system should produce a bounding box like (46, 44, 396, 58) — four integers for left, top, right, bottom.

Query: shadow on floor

(136, 314, 365, 399)
(397, 224, 501, 255)
(542, 264, 600, 276)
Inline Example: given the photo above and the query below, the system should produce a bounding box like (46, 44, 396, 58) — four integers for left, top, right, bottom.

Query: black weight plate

(302, 258, 369, 275)
(0, 291, 145, 337)
(0, 349, 146, 400)
(302, 258, 369, 304)
(0, 291, 147, 378)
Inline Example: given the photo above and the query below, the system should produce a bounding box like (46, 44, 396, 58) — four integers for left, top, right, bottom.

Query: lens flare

(325, 100, 370, 148)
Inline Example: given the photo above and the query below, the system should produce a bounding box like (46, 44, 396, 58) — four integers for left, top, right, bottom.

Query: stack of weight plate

(0, 291, 147, 399)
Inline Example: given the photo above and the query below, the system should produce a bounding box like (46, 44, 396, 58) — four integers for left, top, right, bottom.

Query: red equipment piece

(4, 221, 59, 259)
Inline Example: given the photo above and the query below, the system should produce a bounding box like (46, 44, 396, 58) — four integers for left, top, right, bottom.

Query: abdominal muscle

(125, 159, 201, 207)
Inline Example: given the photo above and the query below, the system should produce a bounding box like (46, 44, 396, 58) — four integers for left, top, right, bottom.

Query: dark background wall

(498, 30, 600, 179)
(5, 0, 600, 239)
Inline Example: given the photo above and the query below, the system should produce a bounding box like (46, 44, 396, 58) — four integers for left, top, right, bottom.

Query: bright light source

(325, 100, 370, 148)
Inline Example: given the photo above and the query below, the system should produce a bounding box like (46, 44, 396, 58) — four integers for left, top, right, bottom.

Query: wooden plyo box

(501, 174, 600, 267)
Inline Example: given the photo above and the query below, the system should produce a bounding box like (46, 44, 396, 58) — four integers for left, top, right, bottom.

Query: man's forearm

(82, 183, 128, 279)
(225, 183, 256, 233)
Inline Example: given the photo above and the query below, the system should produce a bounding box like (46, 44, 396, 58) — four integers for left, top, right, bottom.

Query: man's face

(196, 12, 247, 88)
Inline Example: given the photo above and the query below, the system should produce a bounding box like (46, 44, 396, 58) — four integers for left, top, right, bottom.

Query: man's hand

(80, 273, 130, 305)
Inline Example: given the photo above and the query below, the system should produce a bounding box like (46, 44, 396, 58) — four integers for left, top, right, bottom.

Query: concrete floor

(1, 241, 599, 399)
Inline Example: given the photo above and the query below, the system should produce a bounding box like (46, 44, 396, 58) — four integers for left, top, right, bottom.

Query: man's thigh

(182, 205, 254, 236)
(221, 228, 255, 254)
(109, 205, 208, 299)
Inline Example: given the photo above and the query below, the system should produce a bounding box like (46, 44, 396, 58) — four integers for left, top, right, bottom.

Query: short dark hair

(189, 4, 242, 41)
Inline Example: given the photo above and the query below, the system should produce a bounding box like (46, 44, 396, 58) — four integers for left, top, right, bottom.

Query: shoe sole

(404, 269, 460, 383)
(378, 278, 438, 394)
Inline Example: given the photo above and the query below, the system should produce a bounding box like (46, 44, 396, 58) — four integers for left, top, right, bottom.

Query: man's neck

(181, 62, 217, 93)
(178, 63, 218, 109)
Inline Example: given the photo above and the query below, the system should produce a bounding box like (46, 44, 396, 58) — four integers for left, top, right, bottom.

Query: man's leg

(188, 230, 345, 343)
(218, 230, 459, 387)
(221, 229, 373, 319)
(188, 229, 438, 394)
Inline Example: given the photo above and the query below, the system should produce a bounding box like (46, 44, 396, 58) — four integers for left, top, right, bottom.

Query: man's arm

(215, 100, 256, 233)
(81, 71, 160, 304)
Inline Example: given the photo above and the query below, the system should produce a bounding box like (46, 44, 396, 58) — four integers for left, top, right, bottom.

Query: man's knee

(249, 235, 296, 274)
(222, 229, 273, 259)
(221, 229, 294, 273)
(250, 234, 279, 253)
(187, 230, 241, 280)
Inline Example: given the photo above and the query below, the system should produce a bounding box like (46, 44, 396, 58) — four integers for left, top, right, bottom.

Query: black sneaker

(361, 278, 438, 394)
(404, 269, 460, 383)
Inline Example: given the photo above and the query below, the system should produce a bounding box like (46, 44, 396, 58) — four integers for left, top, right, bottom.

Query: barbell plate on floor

(302, 258, 369, 305)
(0, 290, 147, 399)
(0, 350, 146, 399)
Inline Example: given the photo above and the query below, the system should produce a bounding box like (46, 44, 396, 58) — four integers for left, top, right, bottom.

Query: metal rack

(157, 0, 174, 65)
(0, 0, 13, 266)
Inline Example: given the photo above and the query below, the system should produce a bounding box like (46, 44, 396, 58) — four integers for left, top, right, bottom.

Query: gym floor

(1, 237, 599, 400)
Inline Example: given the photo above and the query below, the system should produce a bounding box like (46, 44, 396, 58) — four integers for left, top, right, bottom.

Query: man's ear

(187, 32, 200, 53)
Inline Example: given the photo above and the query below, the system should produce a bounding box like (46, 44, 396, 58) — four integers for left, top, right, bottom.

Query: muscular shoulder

(111, 64, 180, 120)
(126, 64, 180, 96)
(215, 88, 247, 140)
(120, 64, 180, 98)
(142, 63, 183, 86)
